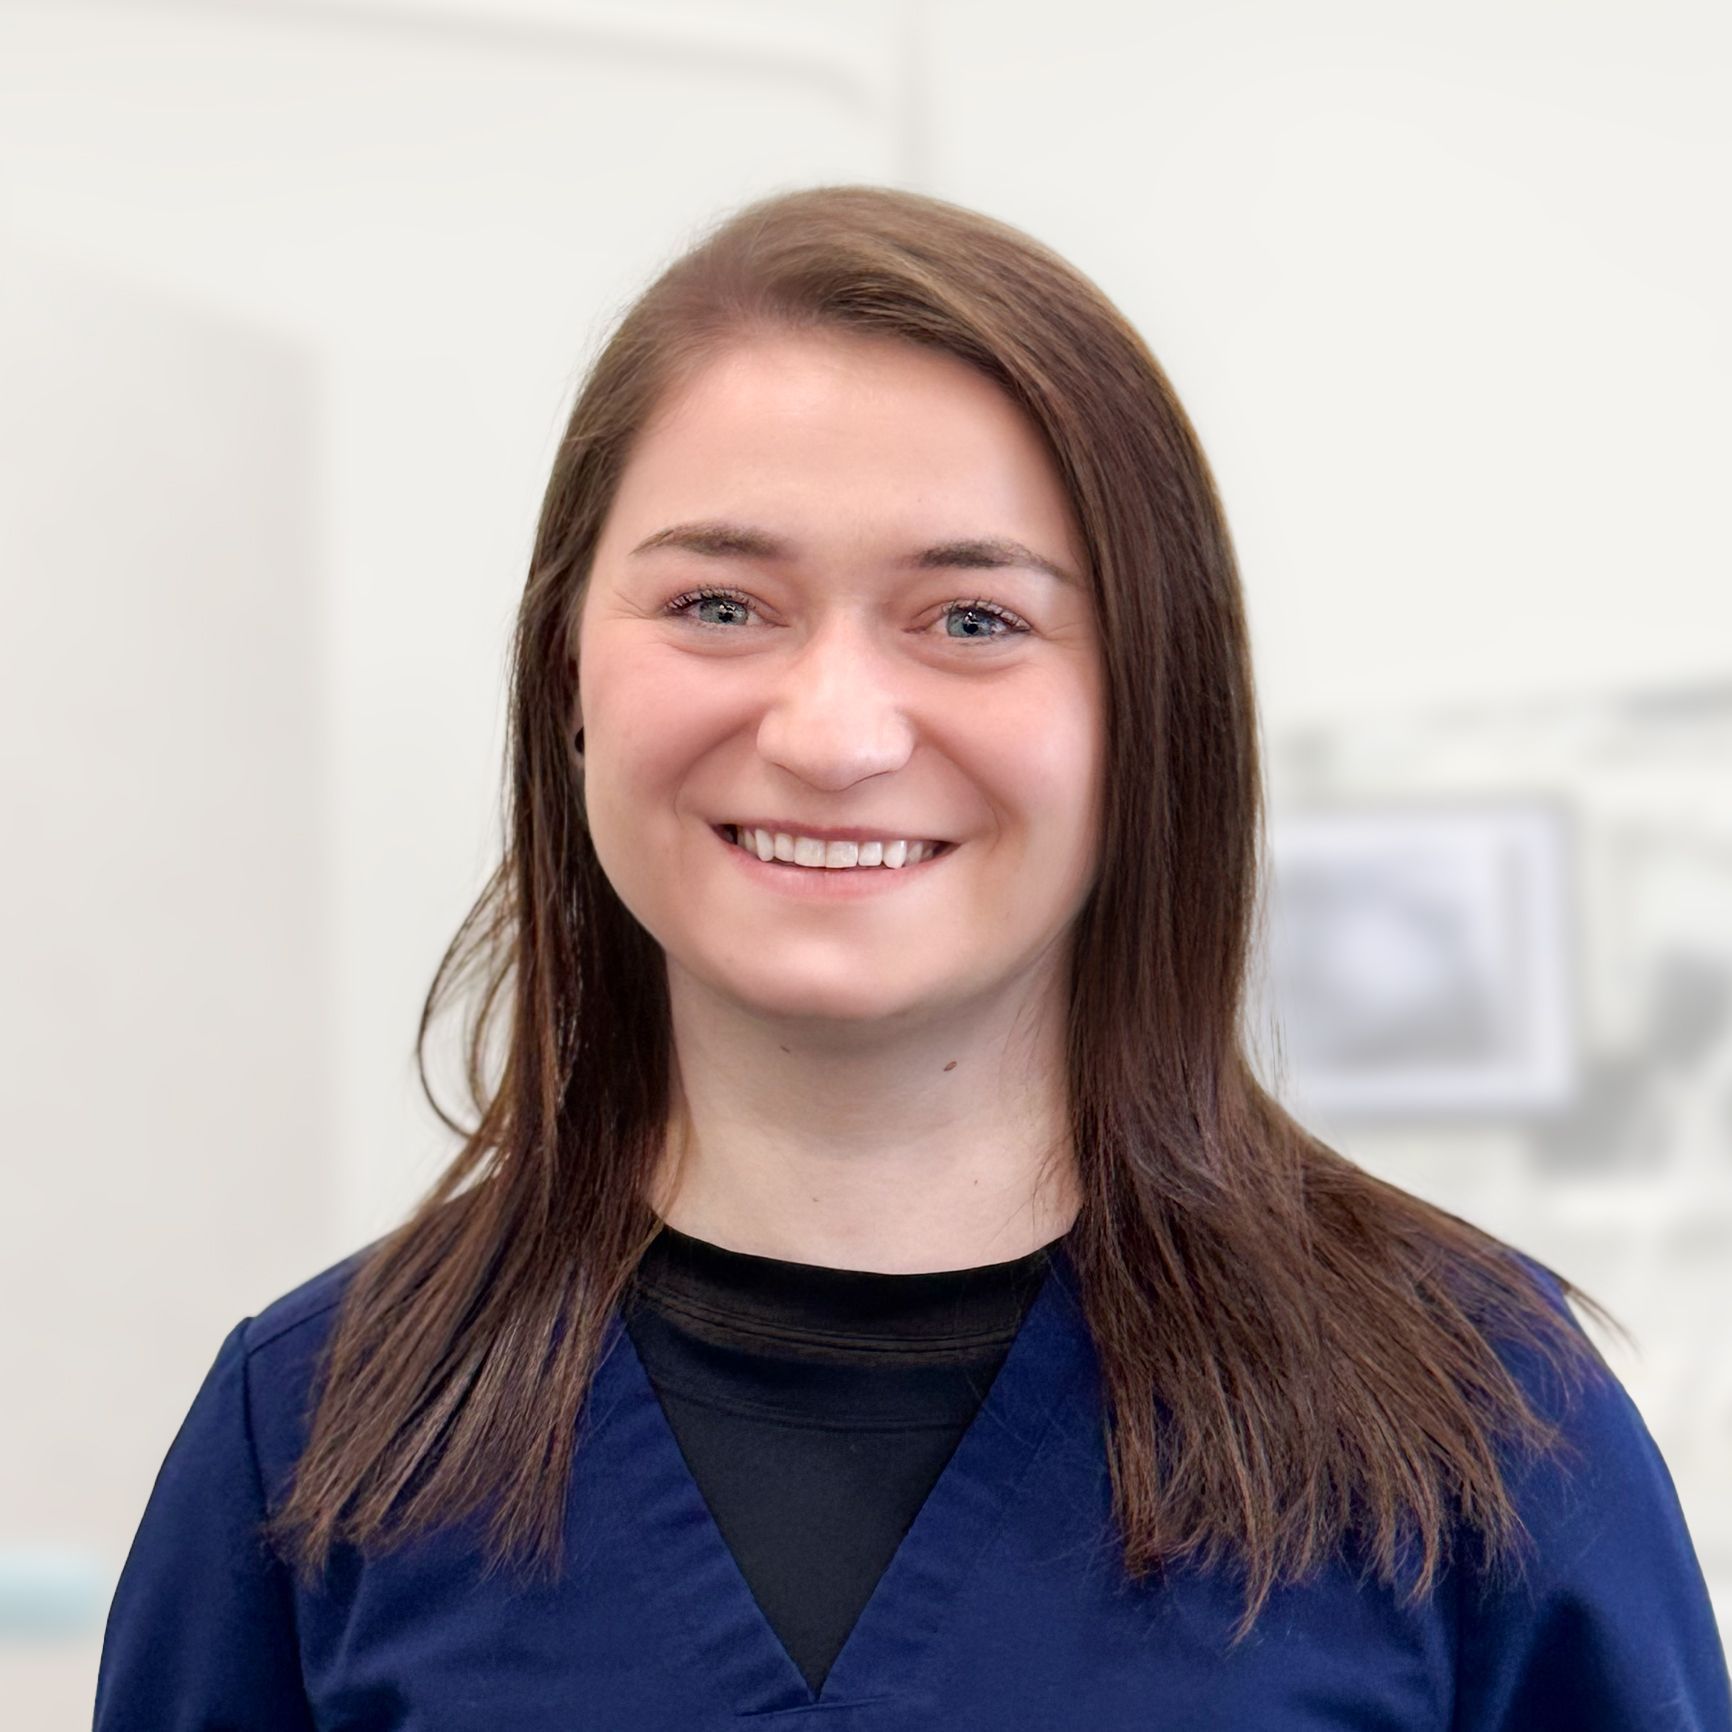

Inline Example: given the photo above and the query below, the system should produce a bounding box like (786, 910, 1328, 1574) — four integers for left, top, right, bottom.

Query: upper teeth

(728, 827, 944, 869)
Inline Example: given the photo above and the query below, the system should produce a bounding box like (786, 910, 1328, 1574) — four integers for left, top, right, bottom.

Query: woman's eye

(664, 586, 755, 627)
(941, 599, 1029, 641)
(661, 587, 1030, 642)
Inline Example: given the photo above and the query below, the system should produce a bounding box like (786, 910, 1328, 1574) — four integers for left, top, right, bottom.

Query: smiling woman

(94, 186, 1731, 1730)
(572, 324, 1104, 1078)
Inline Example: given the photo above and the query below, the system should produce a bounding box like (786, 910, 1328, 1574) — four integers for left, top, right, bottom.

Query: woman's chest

(288, 1317, 1452, 1730)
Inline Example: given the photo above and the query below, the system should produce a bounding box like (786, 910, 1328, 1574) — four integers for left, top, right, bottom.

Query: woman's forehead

(605, 336, 1086, 580)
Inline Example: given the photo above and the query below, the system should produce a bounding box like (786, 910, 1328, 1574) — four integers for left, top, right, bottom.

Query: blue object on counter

(0, 1544, 113, 1638)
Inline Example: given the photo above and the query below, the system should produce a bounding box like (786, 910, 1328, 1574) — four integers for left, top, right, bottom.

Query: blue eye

(662, 587, 1031, 641)
(664, 586, 754, 627)
(943, 599, 1028, 640)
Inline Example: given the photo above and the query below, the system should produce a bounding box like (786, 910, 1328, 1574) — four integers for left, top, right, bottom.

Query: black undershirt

(621, 1222, 1065, 1696)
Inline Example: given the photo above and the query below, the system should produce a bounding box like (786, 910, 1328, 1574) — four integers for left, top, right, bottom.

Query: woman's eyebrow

(629, 520, 1077, 587)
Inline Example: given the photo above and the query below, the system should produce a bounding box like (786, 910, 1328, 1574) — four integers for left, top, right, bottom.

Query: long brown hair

(265, 183, 1617, 1641)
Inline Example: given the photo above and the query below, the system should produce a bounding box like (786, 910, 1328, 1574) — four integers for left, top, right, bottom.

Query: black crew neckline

(629, 1220, 1066, 1359)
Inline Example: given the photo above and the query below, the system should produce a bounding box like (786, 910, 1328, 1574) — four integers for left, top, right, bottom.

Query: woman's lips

(711, 822, 957, 895)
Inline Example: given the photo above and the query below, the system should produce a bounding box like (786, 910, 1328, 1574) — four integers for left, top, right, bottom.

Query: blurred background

(1, 0, 1726, 1721)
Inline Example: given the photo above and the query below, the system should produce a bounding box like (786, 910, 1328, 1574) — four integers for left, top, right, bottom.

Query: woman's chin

(680, 964, 942, 1030)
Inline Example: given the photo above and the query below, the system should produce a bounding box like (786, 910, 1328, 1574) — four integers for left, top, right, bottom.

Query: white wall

(920, 0, 1728, 725)
(0, 235, 332, 1663)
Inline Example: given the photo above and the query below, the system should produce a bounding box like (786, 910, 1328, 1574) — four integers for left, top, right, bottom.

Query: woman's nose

(752, 623, 918, 791)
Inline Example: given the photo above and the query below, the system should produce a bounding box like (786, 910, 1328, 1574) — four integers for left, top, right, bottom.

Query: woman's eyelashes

(661, 584, 1032, 642)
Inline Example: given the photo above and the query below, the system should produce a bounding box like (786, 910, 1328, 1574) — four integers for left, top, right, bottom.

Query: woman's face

(574, 329, 1103, 1027)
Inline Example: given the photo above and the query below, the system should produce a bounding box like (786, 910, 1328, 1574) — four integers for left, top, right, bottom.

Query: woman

(95, 184, 1730, 1729)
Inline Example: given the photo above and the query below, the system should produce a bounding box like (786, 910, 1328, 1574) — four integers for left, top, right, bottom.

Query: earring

(573, 727, 585, 755)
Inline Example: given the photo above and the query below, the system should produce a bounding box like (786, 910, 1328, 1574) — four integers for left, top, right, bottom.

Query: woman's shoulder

(224, 1241, 379, 1499)
(241, 1241, 374, 1359)
(1483, 1252, 1685, 1549)
(1448, 1249, 1732, 1727)
(1474, 1249, 1680, 1575)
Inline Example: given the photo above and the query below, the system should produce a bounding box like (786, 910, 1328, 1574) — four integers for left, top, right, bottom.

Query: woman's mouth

(715, 824, 955, 872)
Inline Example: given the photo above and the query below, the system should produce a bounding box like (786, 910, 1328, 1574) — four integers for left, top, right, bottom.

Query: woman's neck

(646, 955, 1081, 1274)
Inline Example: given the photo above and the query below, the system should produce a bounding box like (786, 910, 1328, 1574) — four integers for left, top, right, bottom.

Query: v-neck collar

(583, 1236, 1097, 1716)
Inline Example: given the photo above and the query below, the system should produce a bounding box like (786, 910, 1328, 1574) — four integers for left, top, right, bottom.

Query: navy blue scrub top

(95, 1235, 1732, 1729)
